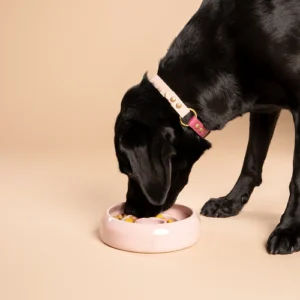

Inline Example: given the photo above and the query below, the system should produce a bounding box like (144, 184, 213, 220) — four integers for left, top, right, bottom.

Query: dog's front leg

(201, 110, 280, 218)
(267, 110, 300, 255)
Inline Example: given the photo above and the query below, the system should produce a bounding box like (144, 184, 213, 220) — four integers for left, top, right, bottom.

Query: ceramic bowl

(99, 202, 201, 253)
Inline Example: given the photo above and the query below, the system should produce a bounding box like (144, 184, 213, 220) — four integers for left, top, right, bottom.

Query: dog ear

(121, 124, 176, 206)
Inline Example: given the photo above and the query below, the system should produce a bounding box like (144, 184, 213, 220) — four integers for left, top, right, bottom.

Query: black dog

(114, 0, 300, 255)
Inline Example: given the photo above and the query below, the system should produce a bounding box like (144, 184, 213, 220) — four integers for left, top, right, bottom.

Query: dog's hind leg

(267, 109, 300, 255)
(201, 110, 281, 218)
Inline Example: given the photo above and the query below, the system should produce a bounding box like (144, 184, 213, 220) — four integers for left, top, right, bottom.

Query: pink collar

(149, 75, 210, 138)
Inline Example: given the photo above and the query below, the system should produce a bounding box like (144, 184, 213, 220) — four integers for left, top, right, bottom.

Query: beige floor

(1, 111, 299, 300)
(1, 0, 300, 299)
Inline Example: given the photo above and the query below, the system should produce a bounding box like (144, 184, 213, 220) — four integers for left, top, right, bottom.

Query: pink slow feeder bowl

(99, 202, 201, 253)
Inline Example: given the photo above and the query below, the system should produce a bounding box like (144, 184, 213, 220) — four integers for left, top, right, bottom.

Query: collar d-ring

(180, 108, 197, 127)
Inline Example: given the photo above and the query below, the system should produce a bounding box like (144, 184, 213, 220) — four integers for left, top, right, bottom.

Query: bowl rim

(105, 202, 200, 225)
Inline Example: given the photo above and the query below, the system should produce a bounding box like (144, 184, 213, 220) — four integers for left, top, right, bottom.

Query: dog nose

(124, 203, 137, 216)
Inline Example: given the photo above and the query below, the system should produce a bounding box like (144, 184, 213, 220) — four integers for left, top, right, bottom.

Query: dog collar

(149, 74, 210, 138)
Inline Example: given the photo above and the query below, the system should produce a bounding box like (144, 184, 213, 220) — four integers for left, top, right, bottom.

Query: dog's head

(114, 74, 211, 217)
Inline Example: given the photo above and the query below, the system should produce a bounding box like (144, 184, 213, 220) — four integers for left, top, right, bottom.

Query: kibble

(124, 217, 134, 223)
(114, 213, 176, 223)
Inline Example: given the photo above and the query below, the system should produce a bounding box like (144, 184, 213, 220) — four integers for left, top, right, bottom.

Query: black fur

(114, 0, 300, 255)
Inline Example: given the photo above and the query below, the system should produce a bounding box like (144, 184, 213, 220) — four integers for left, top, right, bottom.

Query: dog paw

(267, 223, 300, 255)
(200, 197, 243, 218)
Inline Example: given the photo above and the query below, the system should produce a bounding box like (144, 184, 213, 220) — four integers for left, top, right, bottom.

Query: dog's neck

(153, 1, 255, 131)
(149, 74, 210, 138)
(155, 67, 252, 132)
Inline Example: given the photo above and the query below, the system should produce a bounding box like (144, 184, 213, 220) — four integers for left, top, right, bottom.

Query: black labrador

(114, 0, 300, 255)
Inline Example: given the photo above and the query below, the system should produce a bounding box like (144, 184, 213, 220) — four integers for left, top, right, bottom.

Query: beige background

(0, 1, 298, 300)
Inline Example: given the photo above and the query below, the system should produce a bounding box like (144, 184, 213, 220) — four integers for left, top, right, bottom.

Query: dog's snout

(124, 203, 137, 216)
(124, 201, 163, 218)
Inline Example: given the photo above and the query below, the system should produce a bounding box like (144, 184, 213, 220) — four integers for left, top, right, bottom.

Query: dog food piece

(114, 213, 176, 223)
(118, 215, 137, 223)
(124, 217, 134, 223)
(113, 214, 124, 220)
